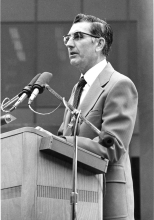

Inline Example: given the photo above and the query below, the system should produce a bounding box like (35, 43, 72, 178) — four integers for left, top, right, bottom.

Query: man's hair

(73, 13, 113, 57)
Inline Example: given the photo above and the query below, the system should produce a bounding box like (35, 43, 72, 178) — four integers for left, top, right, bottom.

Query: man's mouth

(69, 52, 78, 56)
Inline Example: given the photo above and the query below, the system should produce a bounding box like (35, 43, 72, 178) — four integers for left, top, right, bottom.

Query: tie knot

(78, 77, 87, 87)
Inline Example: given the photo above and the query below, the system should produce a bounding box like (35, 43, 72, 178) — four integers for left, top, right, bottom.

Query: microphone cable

(28, 102, 62, 115)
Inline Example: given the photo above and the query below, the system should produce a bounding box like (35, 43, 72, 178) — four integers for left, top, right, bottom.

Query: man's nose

(66, 37, 75, 48)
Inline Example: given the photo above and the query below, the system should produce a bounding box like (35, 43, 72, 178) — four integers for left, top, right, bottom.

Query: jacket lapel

(79, 62, 115, 117)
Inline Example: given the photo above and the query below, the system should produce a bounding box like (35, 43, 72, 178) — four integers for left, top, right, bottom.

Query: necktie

(73, 77, 87, 109)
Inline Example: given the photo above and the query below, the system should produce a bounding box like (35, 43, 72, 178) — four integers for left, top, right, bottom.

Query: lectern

(1, 127, 108, 220)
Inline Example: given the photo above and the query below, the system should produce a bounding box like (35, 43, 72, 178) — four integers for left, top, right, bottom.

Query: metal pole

(70, 111, 81, 220)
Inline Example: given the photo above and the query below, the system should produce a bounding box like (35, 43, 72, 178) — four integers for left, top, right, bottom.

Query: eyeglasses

(63, 31, 100, 45)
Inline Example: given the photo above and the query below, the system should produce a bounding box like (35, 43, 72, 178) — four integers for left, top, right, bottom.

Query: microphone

(28, 72, 53, 105)
(102, 137, 114, 148)
(99, 133, 114, 148)
(9, 73, 41, 112)
(1, 114, 16, 126)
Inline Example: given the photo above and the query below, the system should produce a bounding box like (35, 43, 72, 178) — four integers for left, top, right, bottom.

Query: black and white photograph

(1, 1, 153, 220)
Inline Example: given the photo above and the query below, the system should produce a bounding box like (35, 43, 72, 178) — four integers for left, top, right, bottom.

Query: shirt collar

(81, 59, 107, 87)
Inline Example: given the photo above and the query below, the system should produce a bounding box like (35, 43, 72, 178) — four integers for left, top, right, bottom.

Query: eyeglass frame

(63, 31, 100, 45)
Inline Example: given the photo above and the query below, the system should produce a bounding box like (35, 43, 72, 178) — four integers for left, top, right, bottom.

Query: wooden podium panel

(1, 127, 108, 220)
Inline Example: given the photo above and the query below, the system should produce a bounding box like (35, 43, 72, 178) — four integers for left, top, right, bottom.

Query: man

(37, 14, 138, 220)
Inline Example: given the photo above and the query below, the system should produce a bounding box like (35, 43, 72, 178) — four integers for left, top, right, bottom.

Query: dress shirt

(79, 59, 107, 105)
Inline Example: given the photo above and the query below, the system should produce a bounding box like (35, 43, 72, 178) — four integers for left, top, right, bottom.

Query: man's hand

(35, 126, 52, 136)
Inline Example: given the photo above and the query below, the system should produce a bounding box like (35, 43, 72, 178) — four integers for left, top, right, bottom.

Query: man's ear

(96, 37, 105, 52)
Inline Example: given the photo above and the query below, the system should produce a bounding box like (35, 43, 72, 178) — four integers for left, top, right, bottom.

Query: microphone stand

(70, 110, 81, 220)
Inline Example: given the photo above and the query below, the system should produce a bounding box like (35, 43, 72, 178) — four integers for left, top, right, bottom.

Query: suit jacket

(58, 62, 138, 220)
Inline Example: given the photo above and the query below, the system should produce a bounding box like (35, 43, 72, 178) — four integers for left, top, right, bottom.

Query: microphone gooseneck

(45, 84, 114, 148)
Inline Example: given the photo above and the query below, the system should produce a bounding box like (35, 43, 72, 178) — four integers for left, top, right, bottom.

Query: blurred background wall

(1, 0, 153, 219)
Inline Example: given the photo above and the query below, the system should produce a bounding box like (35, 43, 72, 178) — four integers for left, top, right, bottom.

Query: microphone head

(19, 73, 42, 97)
(99, 133, 114, 148)
(33, 72, 53, 94)
(28, 73, 42, 86)
(102, 137, 114, 148)
(35, 72, 53, 85)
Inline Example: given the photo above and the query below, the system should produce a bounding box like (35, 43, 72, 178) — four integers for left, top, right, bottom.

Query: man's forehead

(68, 22, 92, 34)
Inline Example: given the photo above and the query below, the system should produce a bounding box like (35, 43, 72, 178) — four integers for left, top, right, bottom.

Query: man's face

(65, 22, 98, 74)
